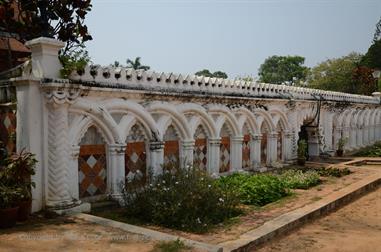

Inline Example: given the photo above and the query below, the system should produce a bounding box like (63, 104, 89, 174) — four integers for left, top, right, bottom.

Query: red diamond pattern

(219, 137, 230, 173)
(0, 109, 16, 154)
(78, 145, 107, 198)
(242, 134, 251, 169)
(125, 141, 147, 184)
(194, 138, 207, 170)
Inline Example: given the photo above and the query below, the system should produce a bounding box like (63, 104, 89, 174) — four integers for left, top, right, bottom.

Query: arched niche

(193, 124, 208, 171)
(220, 123, 233, 173)
(260, 122, 270, 165)
(125, 122, 149, 185)
(163, 124, 181, 169)
(242, 122, 252, 170)
(78, 126, 107, 199)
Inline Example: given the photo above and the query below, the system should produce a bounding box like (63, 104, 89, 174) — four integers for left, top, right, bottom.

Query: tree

(195, 69, 228, 79)
(307, 52, 374, 94)
(0, 0, 92, 54)
(373, 16, 381, 43)
(258, 55, 309, 84)
(361, 16, 381, 70)
(126, 57, 150, 71)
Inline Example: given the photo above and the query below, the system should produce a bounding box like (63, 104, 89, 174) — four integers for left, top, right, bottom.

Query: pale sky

(85, 0, 381, 78)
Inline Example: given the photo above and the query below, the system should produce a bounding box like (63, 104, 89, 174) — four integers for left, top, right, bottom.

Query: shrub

(121, 166, 241, 233)
(280, 170, 321, 189)
(217, 173, 290, 206)
(314, 167, 351, 177)
(354, 142, 381, 157)
(152, 239, 190, 252)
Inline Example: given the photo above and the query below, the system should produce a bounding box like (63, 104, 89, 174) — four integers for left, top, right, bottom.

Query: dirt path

(256, 186, 381, 252)
(0, 216, 158, 252)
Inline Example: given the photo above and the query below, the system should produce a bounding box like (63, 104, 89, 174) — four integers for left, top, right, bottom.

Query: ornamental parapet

(67, 65, 380, 104)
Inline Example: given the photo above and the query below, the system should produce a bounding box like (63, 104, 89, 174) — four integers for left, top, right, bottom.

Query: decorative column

(283, 131, 294, 161)
(251, 134, 262, 169)
(268, 132, 278, 164)
(356, 127, 363, 148)
(107, 144, 126, 199)
(342, 126, 351, 150)
(45, 93, 78, 210)
(306, 127, 320, 159)
(231, 136, 243, 171)
(181, 139, 195, 168)
(363, 126, 369, 146)
(349, 126, 357, 150)
(376, 123, 381, 141)
(68, 146, 80, 201)
(208, 138, 221, 175)
(149, 141, 164, 176)
(333, 127, 342, 151)
(369, 125, 375, 144)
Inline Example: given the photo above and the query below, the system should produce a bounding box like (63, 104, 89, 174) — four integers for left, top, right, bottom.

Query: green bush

(354, 142, 381, 157)
(217, 173, 290, 206)
(121, 167, 241, 233)
(314, 167, 351, 177)
(280, 170, 321, 189)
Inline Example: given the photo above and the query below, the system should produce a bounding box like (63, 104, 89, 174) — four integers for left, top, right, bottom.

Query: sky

(85, 0, 381, 79)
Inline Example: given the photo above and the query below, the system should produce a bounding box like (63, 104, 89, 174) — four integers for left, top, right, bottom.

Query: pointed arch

(146, 101, 192, 140)
(177, 103, 217, 138)
(206, 104, 240, 136)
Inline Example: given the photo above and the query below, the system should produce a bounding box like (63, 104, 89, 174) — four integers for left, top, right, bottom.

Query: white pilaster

(149, 141, 164, 176)
(251, 134, 262, 169)
(107, 144, 126, 199)
(268, 132, 278, 164)
(231, 136, 243, 171)
(181, 139, 195, 168)
(208, 138, 221, 175)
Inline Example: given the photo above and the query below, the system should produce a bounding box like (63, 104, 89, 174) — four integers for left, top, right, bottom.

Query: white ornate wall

(12, 37, 381, 213)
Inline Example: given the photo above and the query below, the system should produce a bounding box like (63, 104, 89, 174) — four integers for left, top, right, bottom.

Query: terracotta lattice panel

(242, 134, 251, 169)
(125, 141, 147, 184)
(261, 133, 267, 165)
(0, 109, 16, 154)
(78, 145, 107, 198)
(164, 140, 180, 167)
(194, 138, 207, 170)
(220, 136, 230, 173)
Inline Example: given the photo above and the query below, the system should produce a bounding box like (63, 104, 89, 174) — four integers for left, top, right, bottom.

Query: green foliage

(0, 0, 92, 53)
(337, 137, 348, 151)
(126, 57, 150, 70)
(152, 239, 190, 252)
(0, 150, 37, 202)
(216, 173, 290, 206)
(59, 47, 90, 78)
(280, 170, 321, 189)
(0, 184, 22, 209)
(314, 167, 351, 178)
(297, 140, 307, 159)
(195, 69, 228, 79)
(122, 167, 241, 233)
(307, 52, 363, 93)
(361, 40, 381, 70)
(354, 142, 381, 157)
(258, 55, 309, 84)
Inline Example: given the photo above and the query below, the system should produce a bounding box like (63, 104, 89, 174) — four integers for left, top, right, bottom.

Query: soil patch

(255, 186, 381, 252)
